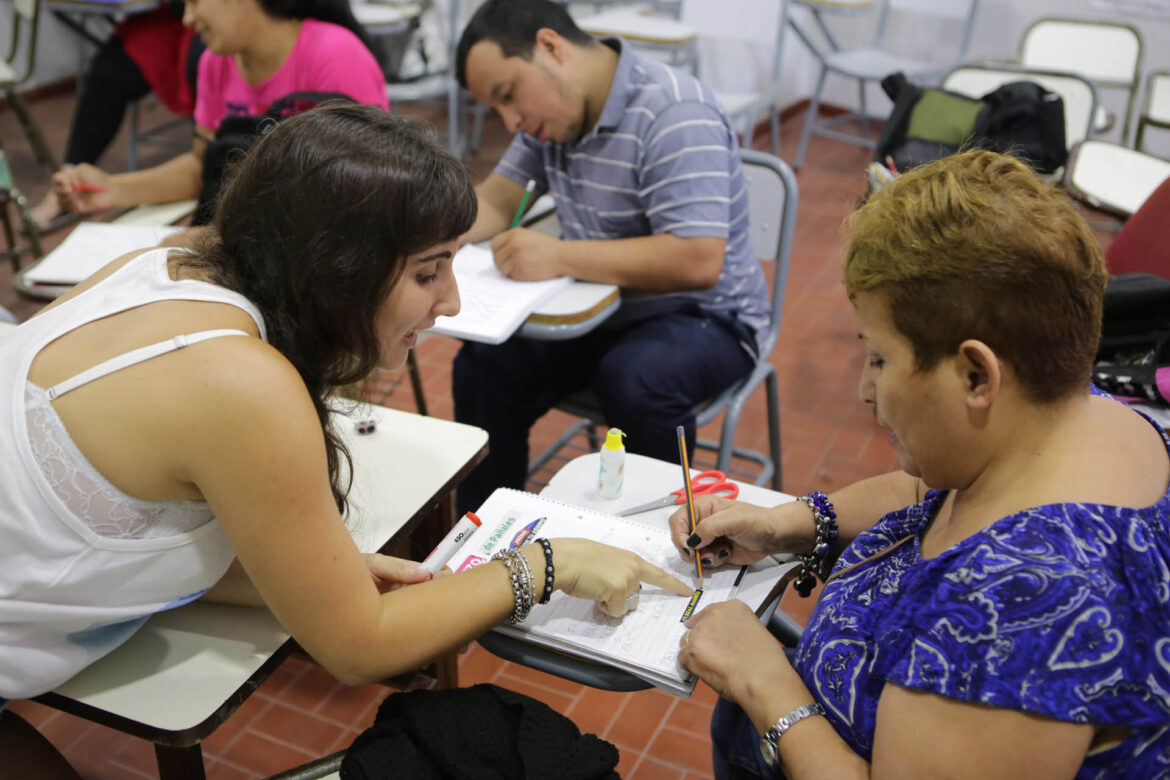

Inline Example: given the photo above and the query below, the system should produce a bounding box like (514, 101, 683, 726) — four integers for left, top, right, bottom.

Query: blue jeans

(453, 308, 756, 515)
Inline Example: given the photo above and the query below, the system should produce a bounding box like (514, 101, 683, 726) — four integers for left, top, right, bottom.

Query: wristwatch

(759, 703, 825, 768)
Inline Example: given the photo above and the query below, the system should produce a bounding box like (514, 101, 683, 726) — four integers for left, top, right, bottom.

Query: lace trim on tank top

(24, 382, 214, 539)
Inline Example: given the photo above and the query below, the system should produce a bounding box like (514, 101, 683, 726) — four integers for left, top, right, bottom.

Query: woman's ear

(956, 339, 1001, 410)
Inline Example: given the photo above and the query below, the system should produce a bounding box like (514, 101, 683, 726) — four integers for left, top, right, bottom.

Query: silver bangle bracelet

(492, 548, 534, 625)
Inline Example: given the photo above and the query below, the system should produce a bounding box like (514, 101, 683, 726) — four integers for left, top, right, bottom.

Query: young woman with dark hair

(51, 0, 387, 217)
(2, 105, 688, 774)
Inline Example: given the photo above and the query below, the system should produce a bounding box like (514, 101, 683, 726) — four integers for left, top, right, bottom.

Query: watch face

(760, 735, 779, 767)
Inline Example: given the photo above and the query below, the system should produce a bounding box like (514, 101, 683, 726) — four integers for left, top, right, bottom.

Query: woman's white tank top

(0, 247, 267, 698)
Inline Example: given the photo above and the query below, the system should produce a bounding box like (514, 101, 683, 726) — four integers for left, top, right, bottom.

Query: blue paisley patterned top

(794, 414, 1170, 777)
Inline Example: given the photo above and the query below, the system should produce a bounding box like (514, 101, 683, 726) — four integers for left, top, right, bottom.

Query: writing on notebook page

(431, 244, 571, 344)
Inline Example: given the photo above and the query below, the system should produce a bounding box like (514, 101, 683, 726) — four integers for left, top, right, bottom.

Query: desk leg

(155, 744, 206, 779)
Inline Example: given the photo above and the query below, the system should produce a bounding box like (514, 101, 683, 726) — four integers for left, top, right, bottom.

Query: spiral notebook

(460, 488, 794, 696)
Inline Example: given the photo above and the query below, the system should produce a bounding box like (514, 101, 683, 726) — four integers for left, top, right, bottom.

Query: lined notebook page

(430, 244, 572, 344)
(464, 488, 769, 695)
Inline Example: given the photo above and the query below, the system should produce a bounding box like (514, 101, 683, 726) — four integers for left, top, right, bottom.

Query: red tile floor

(0, 90, 1119, 778)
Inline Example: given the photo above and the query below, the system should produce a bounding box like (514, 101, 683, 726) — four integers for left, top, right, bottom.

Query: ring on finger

(624, 585, 642, 609)
(681, 629, 691, 647)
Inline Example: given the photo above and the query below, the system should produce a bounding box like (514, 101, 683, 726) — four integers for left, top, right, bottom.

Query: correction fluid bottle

(598, 427, 626, 499)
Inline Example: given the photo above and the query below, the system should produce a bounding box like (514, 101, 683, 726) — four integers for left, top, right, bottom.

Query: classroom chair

(942, 63, 1098, 172)
(1099, 174, 1170, 279)
(526, 148, 798, 491)
(568, 1, 699, 74)
(1016, 18, 1142, 147)
(1063, 139, 1170, 220)
(0, 0, 58, 173)
(384, 0, 485, 159)
(791, 0, 982, 171)
(1135, 71, 1170, 155)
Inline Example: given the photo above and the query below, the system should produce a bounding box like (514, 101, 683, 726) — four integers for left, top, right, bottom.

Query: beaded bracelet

(492, 548, 534, 624)
(535, 538, 555, 604)
(793, 490, 838, 598)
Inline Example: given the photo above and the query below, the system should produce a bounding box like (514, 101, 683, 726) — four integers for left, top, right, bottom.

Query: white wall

(683, 0, 1170, 154)
(9, 0, 1170, 154)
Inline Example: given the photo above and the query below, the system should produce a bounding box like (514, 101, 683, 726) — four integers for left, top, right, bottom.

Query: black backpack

(875, 72, 1067, 175)
(1094, 273, 1170, 404)
(193, 91, 357, 225)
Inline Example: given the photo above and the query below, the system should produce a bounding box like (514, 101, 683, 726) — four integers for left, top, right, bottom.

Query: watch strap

(760, 702, 826, 767)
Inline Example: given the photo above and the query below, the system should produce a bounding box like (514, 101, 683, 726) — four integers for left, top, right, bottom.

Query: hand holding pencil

(669, 490, 784, 569)
(51, 163, 114, 215)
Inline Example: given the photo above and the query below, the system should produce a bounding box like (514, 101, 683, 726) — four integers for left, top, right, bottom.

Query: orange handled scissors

(617, 470, 739, 517)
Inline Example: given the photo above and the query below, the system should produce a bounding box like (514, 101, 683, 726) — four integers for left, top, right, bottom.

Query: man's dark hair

(455, 0, 593, 89)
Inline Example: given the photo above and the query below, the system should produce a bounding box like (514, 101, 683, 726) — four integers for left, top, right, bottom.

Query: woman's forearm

(107, 151, 203, 207)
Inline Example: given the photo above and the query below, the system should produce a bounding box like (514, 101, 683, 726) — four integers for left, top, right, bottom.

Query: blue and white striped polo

(495, 37, 769, 335)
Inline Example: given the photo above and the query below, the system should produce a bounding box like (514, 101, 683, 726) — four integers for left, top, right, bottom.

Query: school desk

(477, 452, 803, 692)
(31, 401, 488, 780)
(43, 0, 163, 50)
(513, 198, 622, 341)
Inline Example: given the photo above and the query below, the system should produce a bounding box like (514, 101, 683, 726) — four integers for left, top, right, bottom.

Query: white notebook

(24, 223, 183, 285)
(462, 488, 794, 696)
(430, 243, 572, 344)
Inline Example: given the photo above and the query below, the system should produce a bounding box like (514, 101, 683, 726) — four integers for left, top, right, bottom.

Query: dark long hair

(257, 0, 380, 57)
(188, 105, 476, 511)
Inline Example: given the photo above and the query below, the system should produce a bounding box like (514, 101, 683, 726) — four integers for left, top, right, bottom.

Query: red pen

(71, 183, 106, 193)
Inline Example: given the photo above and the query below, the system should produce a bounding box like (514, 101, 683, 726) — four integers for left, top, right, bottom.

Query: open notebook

(23, 223, 183, 286)
(460, 488, 794, 696)
(430, 243, 572, 344)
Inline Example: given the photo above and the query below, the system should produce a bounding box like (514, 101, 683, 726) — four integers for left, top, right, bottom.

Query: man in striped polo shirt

(452, 0, 769, 515)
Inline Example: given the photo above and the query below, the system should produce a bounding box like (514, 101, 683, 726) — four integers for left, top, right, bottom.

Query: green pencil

(511, 179, 536, 228)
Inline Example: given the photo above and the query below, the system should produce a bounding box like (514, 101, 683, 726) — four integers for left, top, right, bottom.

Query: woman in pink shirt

(52, 0, 389, 216)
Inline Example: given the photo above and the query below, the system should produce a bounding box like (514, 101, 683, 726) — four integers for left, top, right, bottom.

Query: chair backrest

(3, 0, 39, 85)
(1020, 19, 1141, 90)
(1019, 18, 1142, 143)
(943, 64, 1098, 149)
(1105, 174, 1170, 277)
(876, 0, 981, 66)
(1065, 139, 1170, 219)
(739, 148, 798, 361)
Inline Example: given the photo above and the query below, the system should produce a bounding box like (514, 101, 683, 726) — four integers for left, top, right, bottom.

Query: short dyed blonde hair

(844, 151, 1106, 402)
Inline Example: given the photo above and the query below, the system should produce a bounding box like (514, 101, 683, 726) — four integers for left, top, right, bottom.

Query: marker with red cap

(419, 512, 483, 573)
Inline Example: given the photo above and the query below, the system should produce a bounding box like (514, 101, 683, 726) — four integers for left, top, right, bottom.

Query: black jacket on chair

(340, 683, 621, 779)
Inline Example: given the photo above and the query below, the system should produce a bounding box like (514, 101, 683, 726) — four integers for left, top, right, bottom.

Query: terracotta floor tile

(201, 690, 274, 756)
(494, 654, 596, 697)
(488, 672, 577, 715)
(249, 700, 350, 756)
(629, 754, 688, 780)
(645, 724, 715, 776)
(666, 697, 715, 739)
(568, 686, 630, 738)
(604, 688, 675, 751)
(251, 657, 308, 702)
(460, 642, 508, 686)
(106, 736, 163, 778)
(206, 759, 263, 780)
(272, 661, 347, 714)
(215, 730, 317, 777)
(312, 681, 389, 729)
(616, 747, 643, 778)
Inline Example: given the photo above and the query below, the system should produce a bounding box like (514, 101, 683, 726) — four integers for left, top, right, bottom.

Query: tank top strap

(46, 329, 252, 402)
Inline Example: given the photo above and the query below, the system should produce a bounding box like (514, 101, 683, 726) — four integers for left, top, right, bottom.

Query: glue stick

(598, 428, 626, 499)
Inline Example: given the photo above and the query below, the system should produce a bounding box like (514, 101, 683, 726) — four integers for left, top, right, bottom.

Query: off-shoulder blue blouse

(794, 410, 1170, 777)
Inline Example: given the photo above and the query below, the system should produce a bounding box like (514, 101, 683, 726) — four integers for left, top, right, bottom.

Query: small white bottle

(598, 427, 626, 499)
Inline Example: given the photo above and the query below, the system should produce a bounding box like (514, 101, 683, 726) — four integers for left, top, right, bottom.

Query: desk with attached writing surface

(477, 452, 801, 692)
